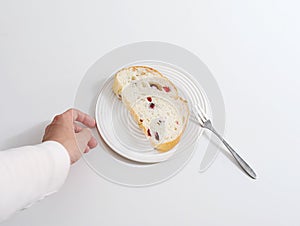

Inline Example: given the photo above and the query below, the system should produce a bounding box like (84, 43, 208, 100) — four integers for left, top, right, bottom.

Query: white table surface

(1, 0, 299, 225)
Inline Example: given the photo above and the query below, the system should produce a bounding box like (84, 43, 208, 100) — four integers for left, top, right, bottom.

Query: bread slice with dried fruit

(130, 95, 189, 152)
(113, 66, 189, 152)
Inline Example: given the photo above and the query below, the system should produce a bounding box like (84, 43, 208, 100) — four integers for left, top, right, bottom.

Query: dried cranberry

(175, 121, 179, 125)
(149, 103, 155, 109)
(140, 119, 143, 123)
(163, 86, 170, 92)
(147, 129, 151, 136)
(155, 132, 160, 141)
(147, 97, 152, 102)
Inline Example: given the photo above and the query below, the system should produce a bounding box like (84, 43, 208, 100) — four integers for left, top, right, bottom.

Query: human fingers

(74, 123, 82, 133)
(51, 112, 72, 128)
(66, 108, 96, 128)
(75, 128, 93, 152)
(83, 137, 98, 154)
(84, 146, 90, 153)
(87, 136, 98, 149)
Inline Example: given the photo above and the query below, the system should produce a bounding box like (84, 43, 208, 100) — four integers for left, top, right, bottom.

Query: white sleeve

(0, 141, 70, 223)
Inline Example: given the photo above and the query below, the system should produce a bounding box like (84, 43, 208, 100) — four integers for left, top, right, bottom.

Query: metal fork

(193, 104, 257, 179)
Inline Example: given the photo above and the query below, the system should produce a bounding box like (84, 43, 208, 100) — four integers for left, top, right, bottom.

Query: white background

(0, 0, 299, 225)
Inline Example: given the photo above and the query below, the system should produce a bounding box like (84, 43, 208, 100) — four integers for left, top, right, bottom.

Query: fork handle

(209, 127, 257, 179)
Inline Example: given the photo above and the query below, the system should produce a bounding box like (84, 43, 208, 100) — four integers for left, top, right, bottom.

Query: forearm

(0, 141, 70, 222)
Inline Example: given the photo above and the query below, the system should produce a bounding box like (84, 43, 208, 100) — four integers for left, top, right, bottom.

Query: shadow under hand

(0, 121, 49, 151)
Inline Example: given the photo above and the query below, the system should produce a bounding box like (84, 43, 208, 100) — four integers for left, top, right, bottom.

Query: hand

(42, 108, 98, 164)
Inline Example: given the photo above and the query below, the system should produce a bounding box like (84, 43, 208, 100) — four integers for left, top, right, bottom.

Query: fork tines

(192, 104, 209, 126)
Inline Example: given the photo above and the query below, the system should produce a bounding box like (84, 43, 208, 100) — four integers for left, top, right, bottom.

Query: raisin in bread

(113, 66, 189, 152)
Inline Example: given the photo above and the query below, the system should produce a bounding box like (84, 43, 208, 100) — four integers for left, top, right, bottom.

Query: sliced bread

(130, 95, 189, 152)
(113, 66, 189, 152)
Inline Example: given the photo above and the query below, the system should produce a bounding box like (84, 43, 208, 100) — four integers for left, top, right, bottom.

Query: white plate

(95, 61, 209, 163)
(74, 41, 225, 187)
